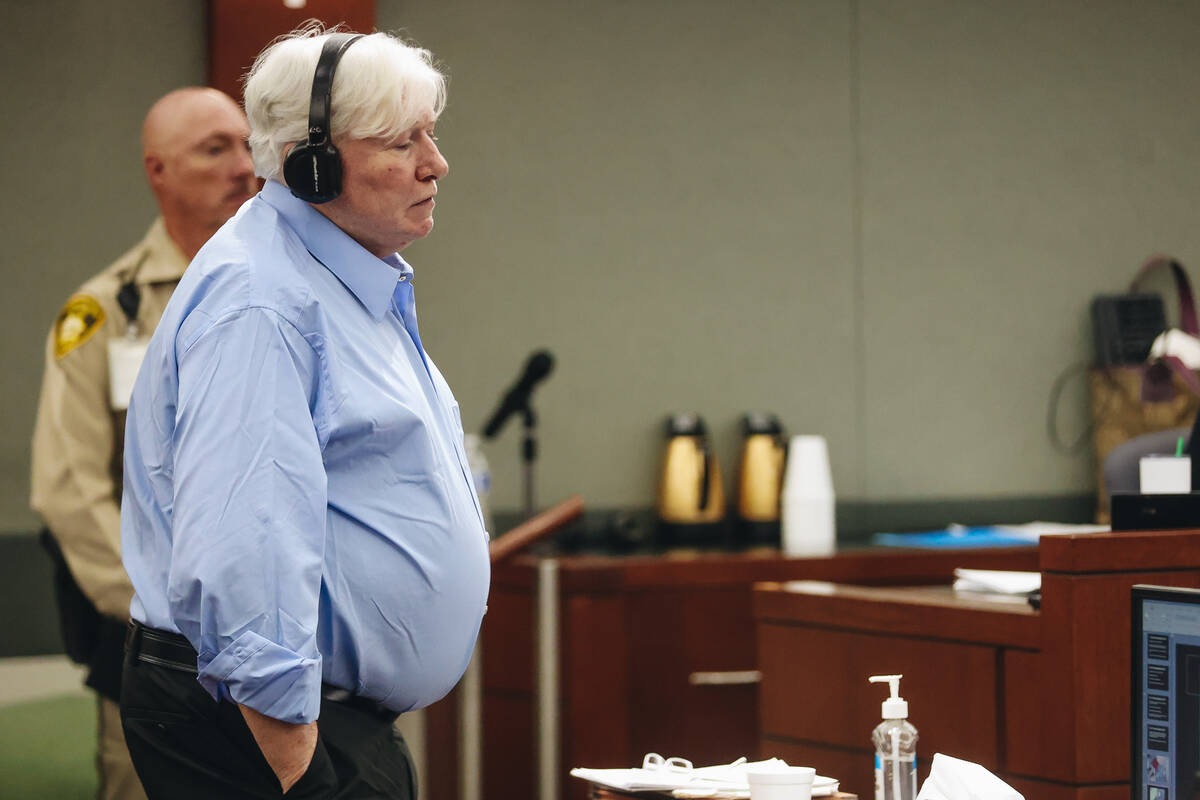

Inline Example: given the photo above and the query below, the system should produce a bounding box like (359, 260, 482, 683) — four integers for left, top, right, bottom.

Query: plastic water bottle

(869, 675, 918, 800)
(780, 435, 835, 556)
(463, 433, 495, 535)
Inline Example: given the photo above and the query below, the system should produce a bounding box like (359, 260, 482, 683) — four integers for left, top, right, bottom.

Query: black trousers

(121, 638, 416, 800)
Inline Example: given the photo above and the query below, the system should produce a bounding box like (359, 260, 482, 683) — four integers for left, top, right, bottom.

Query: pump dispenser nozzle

(868, 674, 909, 719)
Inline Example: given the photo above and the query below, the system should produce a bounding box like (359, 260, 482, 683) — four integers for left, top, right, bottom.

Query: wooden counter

(425, 543, 1039, 800)
(753, 529, 1200, 800)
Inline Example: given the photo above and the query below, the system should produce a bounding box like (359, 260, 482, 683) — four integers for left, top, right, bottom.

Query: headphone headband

(305, 33, 363, 147)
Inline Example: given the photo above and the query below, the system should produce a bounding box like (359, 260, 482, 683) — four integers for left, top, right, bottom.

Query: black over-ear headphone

(283, 33, 364, 204)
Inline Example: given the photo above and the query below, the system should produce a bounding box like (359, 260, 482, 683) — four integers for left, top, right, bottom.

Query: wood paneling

(482, 581, 536, 800)
(758, 625, 999, 762)
(628, 587, 759, 767)
(554, 547, 1038, 593)
(563, 591, 631, 788)
(1003, 776, 1128, 800)
(1001, 648, 1043, 778)
(1039, 528, 1200, 572)
(206, 0, 374, 101)
(483, 586, 535, 694)
(483, 693, 536, 800)
(424, 691, 459, 800)
(754, 582, 1038, 649)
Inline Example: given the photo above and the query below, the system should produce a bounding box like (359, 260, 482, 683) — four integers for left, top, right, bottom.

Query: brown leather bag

(1089, 256, 1200, 522)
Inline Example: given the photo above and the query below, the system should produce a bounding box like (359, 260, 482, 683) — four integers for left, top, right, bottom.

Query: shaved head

(142, 88, 242, 159)
(142, 87, 256, 259)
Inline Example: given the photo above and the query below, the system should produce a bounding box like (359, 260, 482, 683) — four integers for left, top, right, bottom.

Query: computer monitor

(1132, 585, 1200, 800)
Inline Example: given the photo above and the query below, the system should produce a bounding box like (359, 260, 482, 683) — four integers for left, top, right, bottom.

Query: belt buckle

(322, 686, 354, 703)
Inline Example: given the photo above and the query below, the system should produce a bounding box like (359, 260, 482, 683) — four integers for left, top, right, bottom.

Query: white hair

(243, 25, 446, 180)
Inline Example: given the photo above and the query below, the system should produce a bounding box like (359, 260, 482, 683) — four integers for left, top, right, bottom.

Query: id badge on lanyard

(108, 327, 149, 411)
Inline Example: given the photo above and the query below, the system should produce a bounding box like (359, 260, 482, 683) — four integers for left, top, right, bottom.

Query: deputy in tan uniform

(30, 87, 255, 800)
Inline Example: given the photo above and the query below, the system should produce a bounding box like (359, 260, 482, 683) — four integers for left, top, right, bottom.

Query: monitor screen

(1132, 585, 1200, 800)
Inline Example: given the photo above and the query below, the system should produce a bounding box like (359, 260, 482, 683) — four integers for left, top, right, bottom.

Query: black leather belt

(319, 685, 399, 724)
(126, 620, 198, 674)
(125, 621, 398, 723)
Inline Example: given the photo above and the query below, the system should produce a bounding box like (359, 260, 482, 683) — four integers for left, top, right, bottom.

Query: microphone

(482, 350, 555, 438)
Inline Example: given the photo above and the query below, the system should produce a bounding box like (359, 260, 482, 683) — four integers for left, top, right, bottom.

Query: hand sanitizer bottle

(869, 674, 918, 800)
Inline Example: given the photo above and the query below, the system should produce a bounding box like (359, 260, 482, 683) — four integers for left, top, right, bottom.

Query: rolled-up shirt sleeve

(169, 306, 328, 723)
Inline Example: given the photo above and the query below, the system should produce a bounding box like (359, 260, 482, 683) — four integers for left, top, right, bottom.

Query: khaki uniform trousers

(99, 696, 147, 800)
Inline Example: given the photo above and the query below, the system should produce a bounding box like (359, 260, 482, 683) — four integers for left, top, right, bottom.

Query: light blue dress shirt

(122, 180, 491, 724)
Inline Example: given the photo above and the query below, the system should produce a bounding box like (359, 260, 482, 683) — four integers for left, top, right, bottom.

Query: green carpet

(0, 692, 96, 799)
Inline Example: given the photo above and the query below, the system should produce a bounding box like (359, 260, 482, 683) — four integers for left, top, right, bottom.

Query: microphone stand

(522, 404, 538, 519)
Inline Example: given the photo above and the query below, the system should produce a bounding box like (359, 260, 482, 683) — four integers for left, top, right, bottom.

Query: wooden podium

(753, 529, 1200, 800)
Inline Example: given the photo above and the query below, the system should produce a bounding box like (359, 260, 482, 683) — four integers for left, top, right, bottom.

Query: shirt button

(398, 275, 408, 282)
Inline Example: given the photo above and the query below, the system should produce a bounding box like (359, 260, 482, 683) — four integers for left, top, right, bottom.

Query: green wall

(2, 1, 206, 531)
(384, 0, 1200, 513)
(4, 0, 1199, 530)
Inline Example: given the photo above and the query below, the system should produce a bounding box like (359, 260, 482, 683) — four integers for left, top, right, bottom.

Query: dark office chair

(1103, 411, 1200, 496)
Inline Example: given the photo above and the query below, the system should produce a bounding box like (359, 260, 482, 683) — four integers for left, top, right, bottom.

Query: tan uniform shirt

(31, 218, 188, 620)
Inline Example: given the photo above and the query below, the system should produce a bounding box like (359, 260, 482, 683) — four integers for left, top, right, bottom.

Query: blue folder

(870, 526, 1037, 549)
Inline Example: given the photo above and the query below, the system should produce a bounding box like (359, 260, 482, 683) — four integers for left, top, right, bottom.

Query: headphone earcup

(283, 142, 344, 204)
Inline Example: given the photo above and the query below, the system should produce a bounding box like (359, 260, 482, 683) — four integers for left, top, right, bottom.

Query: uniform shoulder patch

(54, 295, 106, 359)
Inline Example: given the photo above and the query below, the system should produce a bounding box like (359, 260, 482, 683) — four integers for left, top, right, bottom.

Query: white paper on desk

(916, 753, 1023, 799)
(569, 767, 684, 792)
(671, 778, 841, 799)
(990, 521, 1110, 540)
(952, 569, 1040, 595)
(687, 760, 839, 796)
(569, 759, 789, 792)
(570, 759, 839, 797)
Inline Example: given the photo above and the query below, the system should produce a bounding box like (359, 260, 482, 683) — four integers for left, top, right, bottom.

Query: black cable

(1046, 360, 1093, 454)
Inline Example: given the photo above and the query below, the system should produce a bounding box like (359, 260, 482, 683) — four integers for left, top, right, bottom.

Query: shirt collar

(136, 217, 190, 284)
(260, 180, 408, 321)
(384, 252, 414, 282)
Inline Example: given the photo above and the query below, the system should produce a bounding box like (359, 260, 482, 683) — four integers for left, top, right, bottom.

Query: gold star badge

(54, 295, 105, 359)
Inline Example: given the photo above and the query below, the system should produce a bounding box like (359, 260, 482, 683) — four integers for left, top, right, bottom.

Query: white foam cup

(781, 435, 835, 557)
(746, 765, 816, 800)
(1140, 455, 1191, 494)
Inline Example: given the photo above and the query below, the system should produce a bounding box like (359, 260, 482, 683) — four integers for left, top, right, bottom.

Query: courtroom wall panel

(383, 0, 1200, 513)
(2, 0, 204, 530)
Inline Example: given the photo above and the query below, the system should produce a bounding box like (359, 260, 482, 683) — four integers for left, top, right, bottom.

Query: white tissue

(915, 754, 1023, 800)
(1150, 329, 1200, 369)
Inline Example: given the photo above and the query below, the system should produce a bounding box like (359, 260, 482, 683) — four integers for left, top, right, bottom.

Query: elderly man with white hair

(117, 28, 490, 800)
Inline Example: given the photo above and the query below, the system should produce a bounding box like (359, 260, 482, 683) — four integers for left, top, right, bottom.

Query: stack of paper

(570, 757, 841, 797)
(952, 569, 1040, 595)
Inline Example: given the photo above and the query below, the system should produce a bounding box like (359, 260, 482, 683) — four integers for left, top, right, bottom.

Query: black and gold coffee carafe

(736, 412, 785, 547)
(656, 413, 726, 547)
